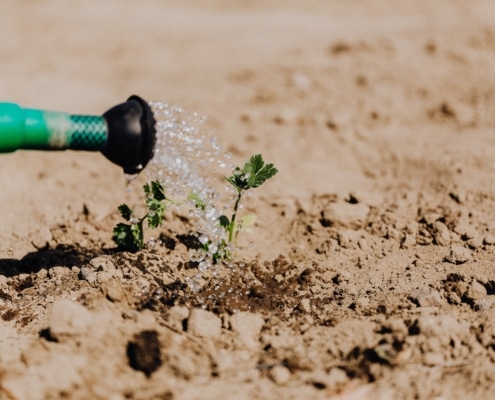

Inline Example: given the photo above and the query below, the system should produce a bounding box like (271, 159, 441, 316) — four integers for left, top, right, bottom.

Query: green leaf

(118, 204, 133, 221)
(150, 180, 166, 201)
(144, 180, 166, 201)
(188, 193, 206, 210)
(244, 154, 278, 189)
(236, 214, 257, 232)
(146, 198, 166, 229)
(225, 154, 278, 192)
(113, 221, 144, 251)
(218, 215, 230, 228)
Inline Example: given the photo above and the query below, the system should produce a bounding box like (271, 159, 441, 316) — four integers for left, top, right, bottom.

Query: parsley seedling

(113, 154, 277, 260)
(218, 154, 278, 257)
(113, 181, 177, 251)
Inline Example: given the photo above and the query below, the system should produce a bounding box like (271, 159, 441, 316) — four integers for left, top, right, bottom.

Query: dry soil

(2, 1, 495, 399)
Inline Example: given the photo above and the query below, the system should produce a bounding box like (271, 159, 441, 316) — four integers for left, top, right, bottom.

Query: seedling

(222, 154, 278, 248)
(113, 181, 178, 252)
(113, 154, 278, 259)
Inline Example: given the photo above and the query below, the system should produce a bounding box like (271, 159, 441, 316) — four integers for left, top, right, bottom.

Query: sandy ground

(2, 0, 495, 399)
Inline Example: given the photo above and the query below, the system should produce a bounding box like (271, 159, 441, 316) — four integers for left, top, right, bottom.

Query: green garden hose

(0, 95, 156, 174)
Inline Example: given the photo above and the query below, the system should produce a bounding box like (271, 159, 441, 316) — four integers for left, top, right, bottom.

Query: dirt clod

(127, 330, 162, 378)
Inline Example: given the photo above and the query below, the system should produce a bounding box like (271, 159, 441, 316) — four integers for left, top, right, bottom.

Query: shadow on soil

(0, 244, 109, 277)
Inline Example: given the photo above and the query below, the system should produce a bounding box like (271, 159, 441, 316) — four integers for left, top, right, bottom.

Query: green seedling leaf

(188, 193, 206, 210)
(244, 154, 278, 189)
(144, 180, 166, 201)
(146, 198, 166, 229)
(218, 215, 230, 229)
(236, 214, 257, 233)
(118, 204, 133, 221)
(113, 221, 144, 252)
(225, 154, 278, 192)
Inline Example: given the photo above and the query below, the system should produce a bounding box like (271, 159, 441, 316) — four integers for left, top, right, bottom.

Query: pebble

(101, 279, 124, 302)
(79, 267, 97, 284)
(358, 237, 369, 251)
(30, 227, 52, 249)
(431, 221, 451, 246)
(484, 234, 495, 245)
(36, 269, 48, 280)
(167, 306, 190, 331)
(464, 281, 487, 304)
(230, 312, 264, 338)
(268, 365, 291, 385)
(89, 256, 116, 271)
(444, 245, 472, 264)
(297, 298, 312, 313)
(401, 234, 416, 249)
(467, 236, 483, 249)
(48, 300, 93, 341)
(48, 266, 68, 279)
(408, 287, 443, 307)
(187, 308, 221, 338)
(453, 223, 478, 240)
(322, 202, 370, 229)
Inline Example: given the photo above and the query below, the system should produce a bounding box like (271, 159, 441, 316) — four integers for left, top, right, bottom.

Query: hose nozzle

(102, 95, 156, 174)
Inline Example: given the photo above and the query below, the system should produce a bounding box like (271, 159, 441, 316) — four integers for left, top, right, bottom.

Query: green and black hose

(0, 95, 156, 174)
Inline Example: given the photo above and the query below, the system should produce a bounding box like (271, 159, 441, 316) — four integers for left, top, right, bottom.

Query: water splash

(146, 102, 238, 292)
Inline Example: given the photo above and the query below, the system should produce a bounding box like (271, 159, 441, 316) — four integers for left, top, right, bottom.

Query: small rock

(358, 237, 369, 250)
(474, 298, 494, 312)
(446, 291, 462, 305)
(48, 300, 92, 341)
(451, 280, 469, 298)
(326, 368, 349, 387)
(48, 266, 68, 279)
(445, 245, 472, 264)
(167, 306, 189, 331)
(416, 229, 433, 245)
(338, 230, 361, 248)
(431, 221, 451, 246)
(322, 202, 370, 229)
(355, 296, 370, 308)
(71, 266, 80, 275)
(464, 281, 487, 304)
(454, 223, 478, 240)
(97, 271, 113, 283)
(30, 227, 52, 249)
(187, 308, 221, 338)
(467, 237, 483, 249)
(269, 365, 291, 385)
(230, 312, 264, 338)
(101, 279, 124, 302)
(79, 267, 97, 283)
(295, 298, 310, 313)
(36, 269, 48, 280)
(89, 256, 116, 271)
(401, 234, 416, 249)
(408, 287, 443, 307)
(422, 213, 442, 225)
(484, 234, 495, 245)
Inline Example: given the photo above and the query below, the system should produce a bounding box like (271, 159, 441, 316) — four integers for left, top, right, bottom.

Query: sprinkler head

(101, 95, 156, 175)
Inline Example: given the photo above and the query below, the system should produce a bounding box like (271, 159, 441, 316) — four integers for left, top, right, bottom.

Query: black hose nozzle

(101, 95, 156, 175)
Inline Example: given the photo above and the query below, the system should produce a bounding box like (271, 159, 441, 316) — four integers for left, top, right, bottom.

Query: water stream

(145, 101, 238, 292)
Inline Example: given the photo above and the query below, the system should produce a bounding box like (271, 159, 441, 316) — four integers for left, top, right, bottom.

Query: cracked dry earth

(2, 1, 495, 399)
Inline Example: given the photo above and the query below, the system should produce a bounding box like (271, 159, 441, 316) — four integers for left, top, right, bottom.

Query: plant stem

(229, 189, 243, 243)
